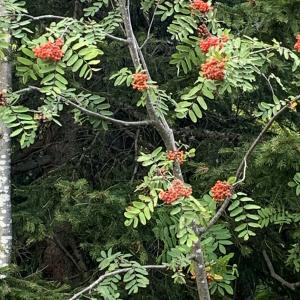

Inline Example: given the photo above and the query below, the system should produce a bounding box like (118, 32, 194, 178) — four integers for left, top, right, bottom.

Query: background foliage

(0, 0, 300, 299)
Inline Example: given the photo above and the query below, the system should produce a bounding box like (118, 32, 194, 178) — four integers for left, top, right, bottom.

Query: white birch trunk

(0, 0, 12, 269)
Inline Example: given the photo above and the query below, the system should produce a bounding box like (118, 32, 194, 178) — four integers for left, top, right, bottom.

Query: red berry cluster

(294, 35, 300, 53)
(33, 38, 64, 61)
(159, 179, 192, 204)
(0, 90, 7, 106)
(132, 72, 149, 91)
(167, 150, 185, 165)
(199, 36, 220, 53)
(190, 0, 212, 13)
(197, 24, 210, 38)
(201, 57, 226, 80)
(199, 35, 229, 53)
(211, 180, 232, 202)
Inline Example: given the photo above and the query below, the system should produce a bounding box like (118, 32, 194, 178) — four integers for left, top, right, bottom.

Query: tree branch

(263, 250, 300, 291)
(14, 86, 153, 127)
(104, 32, 128, 43)
(67, 99, 153, 127)
(69, 265, 166, 300)
(235, 100, 296, 179)
(195, 97, 300, 236)
(2, 13, 128, 43)
(15, 13, 65, 20)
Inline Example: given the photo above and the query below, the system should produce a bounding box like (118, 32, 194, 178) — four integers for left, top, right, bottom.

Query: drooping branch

(14, 86, 153, 127)
(69, 265, 166, 300)
(263, 250, 300, 291)
(67, 99, 153, 127)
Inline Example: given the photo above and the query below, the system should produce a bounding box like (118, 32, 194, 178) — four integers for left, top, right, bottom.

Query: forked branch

(263, 250, 300, 291)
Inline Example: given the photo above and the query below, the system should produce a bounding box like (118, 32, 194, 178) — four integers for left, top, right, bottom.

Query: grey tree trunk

(0, 0, 12, 269)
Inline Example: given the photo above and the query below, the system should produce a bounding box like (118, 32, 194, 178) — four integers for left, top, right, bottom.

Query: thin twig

(130, 128, 140, 183)
(140, 1, 160, 49)
(69, 265, 166, 300)
(104, 33, 128, 43)
(16, 13, 65, 20)
(263, 250, 300, 291)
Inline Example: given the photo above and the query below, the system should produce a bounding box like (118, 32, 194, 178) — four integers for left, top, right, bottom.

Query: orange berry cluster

(206, 273, 214, 283)
(0, 90, 7, 106)
(190, 0, 212, 13)
(159, 179, 192, 204)
(294, 35, 300, 53)
(197, 24, 210, 38)
(201, 57, 226, 80)
(211, 180, 232, 202)
(200, 35, 229, 53)
(167, 150, 185, 165)
(33, 38, 64, 61)
(199, 36, 220, 53)
(132, 72, 149, 91)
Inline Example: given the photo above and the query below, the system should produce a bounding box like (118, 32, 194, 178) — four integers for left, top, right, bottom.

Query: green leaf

(41, 73, 55, 84)
(228, 200, 240, 211)
(170, 206, 181, 216)
(223, 284, 233, 295)
(55, 73, 68, 85)
(21, 48, 35, 58)
(84, 50, 100, 60)
(10, 128, 23, 137)
(144, 206, 151, 220)
(188, 110, 197, 123)
(132, 201, 145, 209)
(234, 223, 247, 232)
(192, 103, 202, 118)
(139, 212, 146, 225)
(197, 96, 207, 110)
(72, 59, 84, 72)
(244, 204, 261, 210)
(248, 222, 261, 228)
(230, 207, 243, 217)
(17, 57, 33, 66)
(66, 54, 79, 67)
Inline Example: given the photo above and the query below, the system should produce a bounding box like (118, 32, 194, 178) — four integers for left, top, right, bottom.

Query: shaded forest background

(2, 0, 300, 299)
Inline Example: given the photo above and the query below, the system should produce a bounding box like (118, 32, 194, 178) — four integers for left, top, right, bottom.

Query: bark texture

(0, 0, 12, 268)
